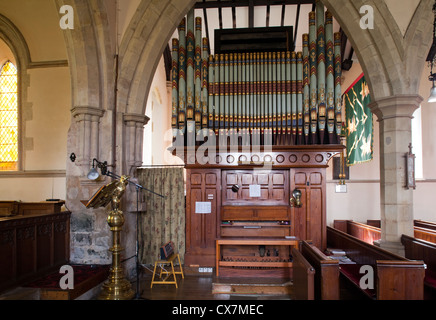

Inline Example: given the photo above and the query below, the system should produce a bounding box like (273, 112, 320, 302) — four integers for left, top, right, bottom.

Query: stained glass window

(0, 61, 18, 171)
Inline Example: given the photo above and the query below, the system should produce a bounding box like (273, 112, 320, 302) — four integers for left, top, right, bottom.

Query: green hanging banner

(344, 73, 373, 166)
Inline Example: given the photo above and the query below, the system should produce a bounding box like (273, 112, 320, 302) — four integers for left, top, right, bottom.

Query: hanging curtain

(137, 167, 185, 265)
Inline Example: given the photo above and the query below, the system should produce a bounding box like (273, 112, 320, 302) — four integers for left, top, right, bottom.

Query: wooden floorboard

(140, 274, 293, 300)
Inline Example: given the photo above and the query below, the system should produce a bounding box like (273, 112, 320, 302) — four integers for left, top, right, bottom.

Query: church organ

(171, 3, 344, 277)
(171, 4, 342, 147)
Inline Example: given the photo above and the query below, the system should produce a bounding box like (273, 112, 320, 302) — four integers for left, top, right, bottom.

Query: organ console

(171, 3, 344, 278)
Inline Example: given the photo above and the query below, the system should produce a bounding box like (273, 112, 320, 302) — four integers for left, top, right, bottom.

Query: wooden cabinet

(183, 146, 342, 272)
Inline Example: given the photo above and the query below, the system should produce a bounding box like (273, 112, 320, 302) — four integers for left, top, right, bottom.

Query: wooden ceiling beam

(232, 0, 237, 28)
(266, 4, 271, 27)
(293, 4, 300, 51)
(218, 0, 223, 29)
(194, 0, 315, 9)
(280, 4, 286, 27)
(249, 0, 254, 28)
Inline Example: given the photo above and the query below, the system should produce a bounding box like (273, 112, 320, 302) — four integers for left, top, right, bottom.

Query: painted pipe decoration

(171, 5, 342, 146)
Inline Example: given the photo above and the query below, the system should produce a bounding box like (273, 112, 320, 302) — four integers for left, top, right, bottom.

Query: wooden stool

(150, 253, 184, 288)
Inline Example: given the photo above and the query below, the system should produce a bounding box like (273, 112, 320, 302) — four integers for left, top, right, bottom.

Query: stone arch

(322, 0, 433, 101)
(322, 0, 433, 252)
(55, 0, 117, 169)
(0, 13, 33, 172)
(55, 0, 116, 109)
(117, 0, 196, 116)
(116, 0, 195, 173)
(0, 13, 31, 68)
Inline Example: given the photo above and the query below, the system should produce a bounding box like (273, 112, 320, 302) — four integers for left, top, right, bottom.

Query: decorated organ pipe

(171, 6, 342, 146)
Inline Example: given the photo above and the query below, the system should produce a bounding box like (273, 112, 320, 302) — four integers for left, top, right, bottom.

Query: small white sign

(249, 184, 261, 198)
(335, 184, 347, 193)
(195, 202, 212, 214)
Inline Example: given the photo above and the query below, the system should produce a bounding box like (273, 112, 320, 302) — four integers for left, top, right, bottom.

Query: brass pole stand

(98, 176, 135, 300)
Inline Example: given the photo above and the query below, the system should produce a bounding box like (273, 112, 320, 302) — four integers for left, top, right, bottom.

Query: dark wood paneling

(0, 212, 70, 293)
(222, 170, 289, 206)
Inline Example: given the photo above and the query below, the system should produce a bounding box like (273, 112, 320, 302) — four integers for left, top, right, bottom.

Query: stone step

(212, 278, 292, 296)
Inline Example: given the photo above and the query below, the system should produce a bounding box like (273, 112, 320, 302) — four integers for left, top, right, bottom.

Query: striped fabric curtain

(136, 168, 185, 265)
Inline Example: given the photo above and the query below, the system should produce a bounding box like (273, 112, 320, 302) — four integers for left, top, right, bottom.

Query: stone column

(71, 106, 105, 170)
(369, 94, 422, 256)
(123, 113, 150, 175)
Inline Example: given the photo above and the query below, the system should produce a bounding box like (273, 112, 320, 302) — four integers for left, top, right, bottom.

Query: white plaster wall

(26, 67, 71, 171)
(0, 177, 66, 201)
(0, 1, 70, 202)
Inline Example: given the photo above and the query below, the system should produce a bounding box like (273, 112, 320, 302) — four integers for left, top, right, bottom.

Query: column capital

(368, 94, 423, 121)
(71, 106, 105, 119)
(123, 113, 150, 126)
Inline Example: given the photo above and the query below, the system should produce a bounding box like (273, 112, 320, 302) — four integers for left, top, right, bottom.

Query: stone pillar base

(373, 239, 405, 257)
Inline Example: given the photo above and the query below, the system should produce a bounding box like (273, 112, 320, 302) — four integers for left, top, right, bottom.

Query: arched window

(0, 61, 18, 171)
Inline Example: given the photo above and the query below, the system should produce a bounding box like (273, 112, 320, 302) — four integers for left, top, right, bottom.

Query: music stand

(85, 179, 118, 209)
(86, 176, 135, 300)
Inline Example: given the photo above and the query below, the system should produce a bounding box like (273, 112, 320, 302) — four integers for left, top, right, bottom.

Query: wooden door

(185, 169, 221, 267)
(291, 168, 326, 250)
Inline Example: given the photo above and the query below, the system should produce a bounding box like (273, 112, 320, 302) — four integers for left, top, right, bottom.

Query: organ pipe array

(171, 3, 342, 147)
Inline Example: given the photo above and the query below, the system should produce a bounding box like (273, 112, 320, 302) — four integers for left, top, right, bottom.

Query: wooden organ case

(171, 3, 344, 277)
(183, 146, 343, 277)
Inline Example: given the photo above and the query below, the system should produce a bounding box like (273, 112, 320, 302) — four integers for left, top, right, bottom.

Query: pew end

(376, 260, 425, 300)
(291, 247, 315, 300)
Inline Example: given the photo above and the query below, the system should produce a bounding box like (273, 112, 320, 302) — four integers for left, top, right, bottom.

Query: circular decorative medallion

(264, 155, 273, 162)
(315, 154, 324, 163)
(251, 154, 260, 162)
(276, 154, 285, 163)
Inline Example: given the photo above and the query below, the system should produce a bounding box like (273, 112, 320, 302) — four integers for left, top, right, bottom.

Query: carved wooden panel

(182, 145, 343, 169)
(185, 169, 221, 267)
(0, 212, 70, 293)
(291, 168, 326, 250)
(222, 170, 289, 206)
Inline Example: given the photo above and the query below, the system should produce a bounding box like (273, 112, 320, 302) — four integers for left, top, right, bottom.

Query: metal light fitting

(290, 189, 302, 208)
(87, 158, 108, 180)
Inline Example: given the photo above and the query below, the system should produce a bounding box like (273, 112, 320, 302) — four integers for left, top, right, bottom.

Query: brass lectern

(86, 175, 135, 300)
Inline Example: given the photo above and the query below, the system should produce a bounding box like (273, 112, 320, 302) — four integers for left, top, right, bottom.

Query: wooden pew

(414, 226, 436, 244)
(291, 247, 315, 300)
(337, 219, 436, 245)
(300, 241, 340, 300)
(414, 220, 436, 231)
(334, 220, 381, 245)
(327, 226, 425, 300)
(369, 219, 436, 232)
(401, 234, 436, 297)
(366, 219, 436, 244)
